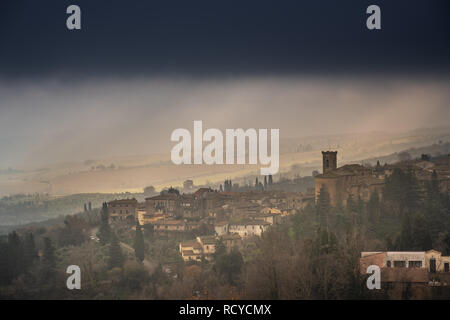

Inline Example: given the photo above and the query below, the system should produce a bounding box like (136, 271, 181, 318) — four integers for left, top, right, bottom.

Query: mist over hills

(1, 125, 449, 197)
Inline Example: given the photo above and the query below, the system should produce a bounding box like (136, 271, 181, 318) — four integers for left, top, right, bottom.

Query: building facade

(108, 198, 138, 222)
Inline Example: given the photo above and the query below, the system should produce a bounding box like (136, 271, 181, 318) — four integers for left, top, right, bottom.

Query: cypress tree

(23, 233, 38, 270)
(398, 213, 413, 250)
(97, 202, 111, 245)
(224, 180, 232, 192)
(383, 167, 422, 217)
(317, 185, 331, 228)
(0, 242, 10, 284)
(8, 231, 23, 277)
(214, 239, 227, 260)
(346, 194, 359, 214)
(225, 248, 244, 285)
(357, 195, 364, 214)
(41, 237, 56, 280)
(315, 227, 338, 255)
(411, 214, 432, 250)
(429, 170, 439, 199)
(133, 220, 145, 263)
(108, 232, 124, 269)
(404, 168, 422, 214)
(367, 190, 380, 223)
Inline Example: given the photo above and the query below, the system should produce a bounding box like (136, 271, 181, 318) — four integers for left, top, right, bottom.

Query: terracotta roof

(198, 236, 216, 245)
(230, 219, 271, 226)
(218, 192, 238, 196)
(316, 163, 374, 178)
(180, 241, 202, 249)
(154, 219, 184, 225)
(221, 233, 241, 241)
(194, 188, 214, 196)
(214, 221, 229, 226)
(146, 194, 178, 201)
(180, 194, 196, 200)
(108, 198, 138, 205)
(182, 250, 198, 256)
(360, 252, 386, 274)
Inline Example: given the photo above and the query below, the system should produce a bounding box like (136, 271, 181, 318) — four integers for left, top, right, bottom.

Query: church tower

(322, 151, 337, 173)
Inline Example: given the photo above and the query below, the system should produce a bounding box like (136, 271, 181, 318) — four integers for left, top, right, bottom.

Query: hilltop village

(108, 186, 310, 262)
(107, 150, 450, 266)
(2, 150, 450, 299)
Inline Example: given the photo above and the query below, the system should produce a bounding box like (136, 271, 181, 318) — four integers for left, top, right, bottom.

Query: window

(386, 261, 391, 267)
(430, 258, 437, 273)
(408, 261, 422, 268)
(445, 263, 449, 273)
(393, 261, 406, 268)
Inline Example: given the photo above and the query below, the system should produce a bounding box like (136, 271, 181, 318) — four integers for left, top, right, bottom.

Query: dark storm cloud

(0, 0, 449, 78)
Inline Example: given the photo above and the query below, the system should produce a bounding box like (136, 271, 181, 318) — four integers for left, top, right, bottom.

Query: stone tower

(322, 151, 337, 173)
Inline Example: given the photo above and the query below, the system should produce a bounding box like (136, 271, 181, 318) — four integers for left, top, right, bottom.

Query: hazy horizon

(1, 75, 449, 169)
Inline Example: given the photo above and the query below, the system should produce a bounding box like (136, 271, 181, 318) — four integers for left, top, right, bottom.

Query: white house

(228, 219, 271, 238)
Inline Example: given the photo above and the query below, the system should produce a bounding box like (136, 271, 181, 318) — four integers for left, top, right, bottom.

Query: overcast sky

(0, 1, 449, 167)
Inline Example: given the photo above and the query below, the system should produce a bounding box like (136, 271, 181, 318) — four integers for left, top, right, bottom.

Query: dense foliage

(0, 167, 449, 299)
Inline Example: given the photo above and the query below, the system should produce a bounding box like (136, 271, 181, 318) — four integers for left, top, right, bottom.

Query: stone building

(220, 233, 242, 251)
(315, 151, 384, 206)
(108, 198, 138, 222)
(315, 151, 450, 207)
(214, 221, 229, 236)
(322, 151, 337, 173)
(228, 219, 271, 238)
(145, 193, 179, 215)
(153, 219, 200, 232)
(179, 240, 203, 262)
(360, 250, 450, 286)
(179, 234, 242, 262)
